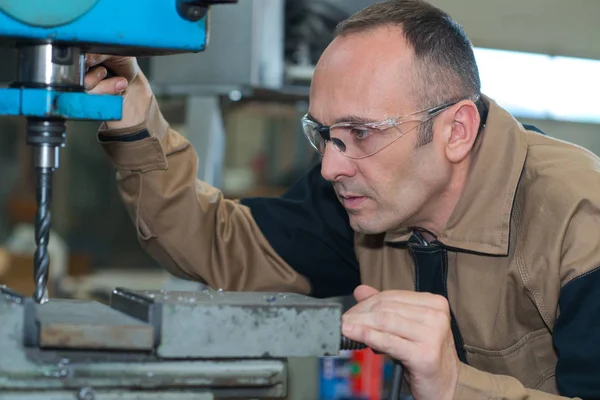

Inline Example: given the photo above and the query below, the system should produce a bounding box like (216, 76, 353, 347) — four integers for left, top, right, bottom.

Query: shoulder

(520, 128, 600, 214)
(517, 128, 600, 284)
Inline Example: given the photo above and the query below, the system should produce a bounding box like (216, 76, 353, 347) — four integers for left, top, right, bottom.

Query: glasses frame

(301, 94, 480, 159)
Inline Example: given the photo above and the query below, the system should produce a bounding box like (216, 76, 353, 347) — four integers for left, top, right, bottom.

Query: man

(85, 0, 600, 398)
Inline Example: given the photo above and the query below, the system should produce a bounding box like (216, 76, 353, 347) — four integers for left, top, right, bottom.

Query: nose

(320, 143, 356, 182)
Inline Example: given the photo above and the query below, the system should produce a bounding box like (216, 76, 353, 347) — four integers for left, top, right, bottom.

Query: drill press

(0, 0, 235, 303)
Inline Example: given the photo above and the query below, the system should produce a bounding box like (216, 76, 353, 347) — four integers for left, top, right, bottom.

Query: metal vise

(0, 286, 346, 399)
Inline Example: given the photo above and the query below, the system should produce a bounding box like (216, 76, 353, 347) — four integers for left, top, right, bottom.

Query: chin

(348, 216, 387, 235)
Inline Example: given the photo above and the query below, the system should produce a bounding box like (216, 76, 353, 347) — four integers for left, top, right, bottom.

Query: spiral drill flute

(33, 168, 53, 303)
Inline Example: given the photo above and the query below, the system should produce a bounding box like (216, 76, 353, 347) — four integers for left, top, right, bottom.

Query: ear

(443, 100, 480, 163)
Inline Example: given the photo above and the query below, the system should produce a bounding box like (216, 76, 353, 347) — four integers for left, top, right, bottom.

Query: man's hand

(342, 285, 459, 400)
(84, 54, 138, 95)
(84, 54, 153, 129)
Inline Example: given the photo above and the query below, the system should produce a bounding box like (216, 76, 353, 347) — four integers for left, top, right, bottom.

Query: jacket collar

(384, 96, 528, 255)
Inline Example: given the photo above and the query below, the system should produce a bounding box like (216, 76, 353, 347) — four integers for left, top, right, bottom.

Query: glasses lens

(302, 118, 406, 159)
(302, 119, 326, 154)
(329, 124, 403, 158)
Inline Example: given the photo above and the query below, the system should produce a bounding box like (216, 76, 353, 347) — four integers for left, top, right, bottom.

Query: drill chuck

(27, 119, 66, 169)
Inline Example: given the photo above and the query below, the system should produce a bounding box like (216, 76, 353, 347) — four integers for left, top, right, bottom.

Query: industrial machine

(0, 1, 369, 399)
(0, 0, 237, 304)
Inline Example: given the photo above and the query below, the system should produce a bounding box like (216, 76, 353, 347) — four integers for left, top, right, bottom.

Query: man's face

(309, 27, 449, 234)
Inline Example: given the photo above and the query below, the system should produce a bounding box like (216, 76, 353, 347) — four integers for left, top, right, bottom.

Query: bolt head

(78, 387, 95, 400)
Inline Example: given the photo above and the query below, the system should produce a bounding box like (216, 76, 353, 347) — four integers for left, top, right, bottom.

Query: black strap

(98, 129, 150, 143)
(408, 238, 469, 364)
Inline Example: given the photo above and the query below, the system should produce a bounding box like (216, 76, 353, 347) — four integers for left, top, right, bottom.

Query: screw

(178, 3, 208, 21)
(187, 5, 207, 20)
(264, 295, 277, 303)
(77, 387, 95, 400)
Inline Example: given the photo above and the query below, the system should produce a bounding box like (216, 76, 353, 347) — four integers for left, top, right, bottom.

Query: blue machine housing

(0, 0, 211, 121)
(0, 0, 209, 54)
(0, 88, 124, 120)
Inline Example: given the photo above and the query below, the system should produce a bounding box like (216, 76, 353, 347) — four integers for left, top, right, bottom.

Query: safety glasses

(301, 95, 479, 159)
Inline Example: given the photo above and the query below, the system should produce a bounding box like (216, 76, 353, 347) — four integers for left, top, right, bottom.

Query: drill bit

(27, 119, 65, 304)
(33, 167, 53, 303)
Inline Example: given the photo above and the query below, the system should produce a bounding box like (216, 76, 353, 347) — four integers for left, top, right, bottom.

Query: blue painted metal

(0, 0, 98, 28)
(0, 0, 208, 53)
(53, 92, 123, 120)
(0, 0, 210, 121)
(0, 89, 20, 116)
(20, 89, 123, 120)
(0, 88, 122, 120)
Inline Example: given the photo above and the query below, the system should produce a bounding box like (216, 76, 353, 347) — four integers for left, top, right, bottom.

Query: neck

(414, 161, 471, 240)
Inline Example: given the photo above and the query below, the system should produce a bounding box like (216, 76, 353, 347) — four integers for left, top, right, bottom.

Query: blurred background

(0, 0, 598, 399)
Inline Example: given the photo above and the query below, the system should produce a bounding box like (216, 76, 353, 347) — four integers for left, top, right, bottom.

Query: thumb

(354, 284, 380, 302)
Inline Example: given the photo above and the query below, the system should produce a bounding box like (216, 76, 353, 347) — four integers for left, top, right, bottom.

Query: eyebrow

(305, 113, 380, 126)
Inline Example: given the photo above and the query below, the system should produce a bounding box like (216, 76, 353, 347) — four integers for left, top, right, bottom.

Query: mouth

(339, 194, 368, 210)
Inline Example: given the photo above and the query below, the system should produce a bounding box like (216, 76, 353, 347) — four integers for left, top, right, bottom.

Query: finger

(354, 285, 380, 302)
(349, 326, 416, 362)
(87, 77, 128, 95)
(343, 310, 432, 343)
(378, 291, 449, 311)
(84, 66, 108, 90)
(344, 301, 443, 326)
(351, 291, 450, 315)
(84, 53, 111, 69)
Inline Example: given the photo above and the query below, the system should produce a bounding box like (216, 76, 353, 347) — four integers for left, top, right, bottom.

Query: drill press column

(14, 44, 83, 302)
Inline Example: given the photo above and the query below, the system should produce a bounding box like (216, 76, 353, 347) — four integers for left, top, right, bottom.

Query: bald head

(311, 26, 417, 127)
(329, 0, 481, 144)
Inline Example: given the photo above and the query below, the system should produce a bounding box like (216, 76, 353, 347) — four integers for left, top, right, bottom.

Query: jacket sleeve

(97, 95, 360, 296)
(552, 198, 600, 398)
(454, 364, 580, 399)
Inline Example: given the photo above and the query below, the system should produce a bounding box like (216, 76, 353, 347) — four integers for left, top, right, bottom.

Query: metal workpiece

(31, 299, 154, 351)
(111, 289, 343, 358)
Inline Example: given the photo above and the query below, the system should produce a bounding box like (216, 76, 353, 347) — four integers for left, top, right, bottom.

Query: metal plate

(111, 289, 342, 359)
(36, 300, 154, 351)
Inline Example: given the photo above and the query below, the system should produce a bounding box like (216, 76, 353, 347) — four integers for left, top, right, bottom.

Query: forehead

(309, 26, 415, 123)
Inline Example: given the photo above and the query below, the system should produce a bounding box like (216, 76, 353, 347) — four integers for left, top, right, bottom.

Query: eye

(350, 127, 371, 140)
